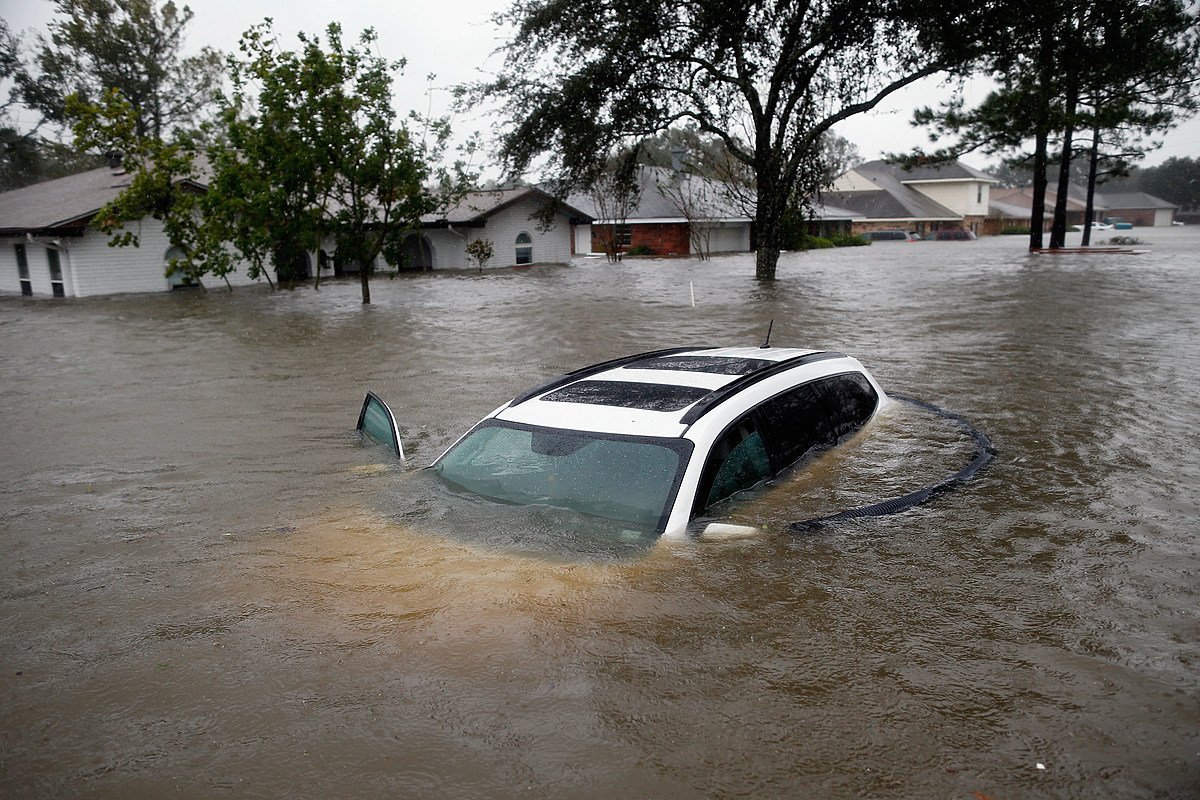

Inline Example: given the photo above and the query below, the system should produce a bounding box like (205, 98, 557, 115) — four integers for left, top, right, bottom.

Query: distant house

(1098, 191, 1177, 227)
(570, 166, 756, 256)
(986, 184, 1178, 230)
(404, 187, 592, 269)
(826, 160, 998, 237)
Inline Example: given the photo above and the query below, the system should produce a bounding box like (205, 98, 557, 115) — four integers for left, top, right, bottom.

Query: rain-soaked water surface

(2, 230, 1198, 798)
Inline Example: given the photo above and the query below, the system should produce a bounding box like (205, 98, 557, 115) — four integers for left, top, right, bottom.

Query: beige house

(826, 160, 999, 236)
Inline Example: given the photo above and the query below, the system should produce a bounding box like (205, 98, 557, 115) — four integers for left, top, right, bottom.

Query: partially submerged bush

(625, 244, 653, 256)
(1105, 235, 1145, 246)
(829, 233, 870, 247)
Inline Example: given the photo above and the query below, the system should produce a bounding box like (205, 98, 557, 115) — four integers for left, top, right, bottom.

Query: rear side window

(693, 372, 878, 517)
(755, 372, 878, 471)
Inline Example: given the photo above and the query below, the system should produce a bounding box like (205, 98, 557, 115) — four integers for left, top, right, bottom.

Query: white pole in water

(690, 281, 695, 307)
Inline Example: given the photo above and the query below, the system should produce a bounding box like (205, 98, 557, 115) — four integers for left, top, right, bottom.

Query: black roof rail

(509, 346, 717, 406)
(678, 351, 846, 426)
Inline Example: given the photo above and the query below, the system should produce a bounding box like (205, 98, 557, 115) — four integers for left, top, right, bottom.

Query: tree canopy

(901, 0, 1199, 248)
(205, 21, 467, 302)
(475, 0, 991, 279)
(19, 0, 223, 142)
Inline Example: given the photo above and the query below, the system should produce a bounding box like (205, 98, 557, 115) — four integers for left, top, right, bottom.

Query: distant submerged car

(1072, 221, 1113, 232)
(926, 228, 977, 241)
(863, 229, 920, 242)
(358, 346, 886, 538)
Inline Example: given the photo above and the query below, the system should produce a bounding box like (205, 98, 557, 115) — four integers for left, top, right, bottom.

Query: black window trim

(431, 417, 695, 533)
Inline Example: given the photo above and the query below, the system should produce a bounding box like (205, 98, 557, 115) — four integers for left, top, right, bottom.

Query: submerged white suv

(359, 346, 886, 538)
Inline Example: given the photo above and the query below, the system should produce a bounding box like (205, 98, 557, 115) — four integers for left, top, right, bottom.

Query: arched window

(515, 232, 533, 265)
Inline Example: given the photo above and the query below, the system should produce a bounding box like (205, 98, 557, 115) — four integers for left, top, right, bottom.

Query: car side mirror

(357, 391, 404, 460)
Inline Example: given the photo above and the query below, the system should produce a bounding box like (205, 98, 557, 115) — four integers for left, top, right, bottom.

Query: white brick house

(399, 187, 592, 270)
(0, 172, 592, 297)
(0, 166, 263, 298)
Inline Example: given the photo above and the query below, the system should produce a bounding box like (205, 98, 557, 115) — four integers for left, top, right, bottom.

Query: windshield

(433, 421, 692, 531)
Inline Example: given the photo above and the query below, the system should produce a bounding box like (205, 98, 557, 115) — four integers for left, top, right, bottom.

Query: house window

(614, 224, 633, 247)
(14, 244, 31, 295)
(46, 248, 65, 297)
(977, 185, 983, 204)
(165, 246, 193, 288)
(515, 232, 533, 265)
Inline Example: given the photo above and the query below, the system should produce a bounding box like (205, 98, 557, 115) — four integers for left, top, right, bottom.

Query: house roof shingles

(854, 159, 999, 183)
(1100, 191, 1177, 210)
(0, 166, 135, 235)
(424, 186, 593, 226)
(569, 166, 755, 223)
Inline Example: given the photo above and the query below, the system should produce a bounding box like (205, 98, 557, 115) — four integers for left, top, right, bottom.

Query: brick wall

(593, 222, 691, 255)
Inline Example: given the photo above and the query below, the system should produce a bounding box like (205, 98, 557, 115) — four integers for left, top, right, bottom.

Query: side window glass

(817, 373, 878, 442)
(755, 382, 828, 469)
(755, 374, 879, 473)
(697, 418, 772, 513)
(357, 392, 404, 459)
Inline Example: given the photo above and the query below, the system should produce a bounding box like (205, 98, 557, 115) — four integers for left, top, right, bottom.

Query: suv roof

(497, 346, 849, 437)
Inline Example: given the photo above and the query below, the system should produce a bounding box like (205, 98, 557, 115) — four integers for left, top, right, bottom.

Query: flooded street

(2, 229, 1198, 798)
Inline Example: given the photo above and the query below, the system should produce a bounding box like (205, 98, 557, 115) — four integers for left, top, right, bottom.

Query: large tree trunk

(1030, 128, 1050, 251)
(359, 262, 371, 304)
(754, 210, 782, 280)
(1029, 26, 1056, 252)
(1049, 82, 1079, 249)
(754, 177, 785, 281)
(1082, 116, 1102, 247)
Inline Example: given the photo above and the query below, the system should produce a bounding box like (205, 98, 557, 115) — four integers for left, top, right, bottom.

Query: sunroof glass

(541, 380, 710, 411)
(622, 355, 774, 376)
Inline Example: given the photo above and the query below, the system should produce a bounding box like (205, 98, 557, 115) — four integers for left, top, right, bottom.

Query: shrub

(799, 235, 834, 250)
(625, 244, 653, 256)
(828, 233, 870, 247)
(1105, 235, 1145, 246)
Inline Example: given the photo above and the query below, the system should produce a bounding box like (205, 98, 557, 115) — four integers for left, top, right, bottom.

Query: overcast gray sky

(3, 0, 1197, 175)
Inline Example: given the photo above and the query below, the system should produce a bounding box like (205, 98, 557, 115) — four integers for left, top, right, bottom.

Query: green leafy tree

(1117, 156, 1200, 211)
(207, 21, 470, 303)
(1, 21, 101, 188)
(67, 88, 237, 288)
(902, 0, 1198, 249)
(19, 0, 223, 141)
(473, 0, 990, 280)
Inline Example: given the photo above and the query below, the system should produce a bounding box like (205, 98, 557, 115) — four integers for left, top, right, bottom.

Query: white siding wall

(2, 220, 266, 298)
(0, 237, 57, 296)
(911, 181, 990, 217)
(474, 197, 574, 267)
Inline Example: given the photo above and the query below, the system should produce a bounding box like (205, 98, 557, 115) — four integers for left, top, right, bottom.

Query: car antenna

(759, 319, 773, 349)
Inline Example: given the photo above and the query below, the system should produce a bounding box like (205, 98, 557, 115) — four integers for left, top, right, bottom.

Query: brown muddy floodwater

(2, 230, 1198, 798)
